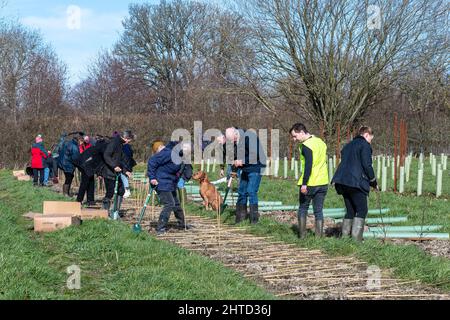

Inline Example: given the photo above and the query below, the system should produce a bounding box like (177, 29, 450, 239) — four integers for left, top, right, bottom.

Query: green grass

(175, 159, 450, 292)
(0, 170, 274, 300)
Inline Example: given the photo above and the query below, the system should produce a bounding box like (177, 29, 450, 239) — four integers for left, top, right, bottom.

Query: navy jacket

(225, 129, 266, 173)
(332, 136, 375, 194)
(147, 142, 182, 192)
(58, 139, 80, 173)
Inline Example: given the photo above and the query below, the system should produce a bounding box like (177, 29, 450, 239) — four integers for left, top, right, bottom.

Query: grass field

(175, 157, 450, 292)
(0, 170, 274, 300)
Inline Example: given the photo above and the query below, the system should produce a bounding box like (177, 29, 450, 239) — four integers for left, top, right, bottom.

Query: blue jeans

(43, 168, 50, 185)
(120, 173, 129, 189)
(298, 185, 328, 221)
(237, 171, 262, 205)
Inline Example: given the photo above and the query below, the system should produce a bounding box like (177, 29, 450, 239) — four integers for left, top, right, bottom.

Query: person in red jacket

(77, 135, 96, 206)
(30, 135, 49, 186)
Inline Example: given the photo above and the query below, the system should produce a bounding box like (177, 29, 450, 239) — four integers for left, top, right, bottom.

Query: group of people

(290, 123, 377, 241)
(29, 123, 377, 241)
(29, 131, 137, 214)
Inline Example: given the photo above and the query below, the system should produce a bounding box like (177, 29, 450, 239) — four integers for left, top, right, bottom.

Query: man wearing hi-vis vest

(290, 123, 329, 238)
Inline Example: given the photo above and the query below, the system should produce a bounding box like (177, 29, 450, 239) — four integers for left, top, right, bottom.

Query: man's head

(152, 140, 165, 154)
(225, 127, 239, 143)
(35, 135, 43, 144)
(216, 135, 226, 145)
(121, 130, 135, 144)
(359, 126, 374, 144)
(290, 123, 310, 143)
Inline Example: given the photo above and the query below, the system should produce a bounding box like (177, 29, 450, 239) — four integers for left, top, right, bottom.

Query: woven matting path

(120, 202, 449, 300)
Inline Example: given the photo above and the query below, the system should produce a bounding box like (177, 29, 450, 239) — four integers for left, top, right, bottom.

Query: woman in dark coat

(332, 126, 378, 241)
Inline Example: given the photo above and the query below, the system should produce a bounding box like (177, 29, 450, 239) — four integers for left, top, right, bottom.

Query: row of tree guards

(199, 150, 447, 198)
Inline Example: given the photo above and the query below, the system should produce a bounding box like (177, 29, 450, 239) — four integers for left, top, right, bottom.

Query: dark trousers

(104, 176, 125, 200)
(64, 172, 74, 188)
(32, 169, 44, 186)
(335, 184, 368, 219)
(77, 171, 95, 203)
(298, 185, 328, 221)
(157, 190, 185, 231)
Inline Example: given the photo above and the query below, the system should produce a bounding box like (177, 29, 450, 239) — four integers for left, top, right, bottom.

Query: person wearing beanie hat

(31, 135, 48, 186)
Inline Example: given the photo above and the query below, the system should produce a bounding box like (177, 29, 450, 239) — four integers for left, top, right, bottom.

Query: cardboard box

(34, 214, 81, 233)
(13, 170, 25, 177)
(17, 175, 31, 181)
(23, 212, 42, 220)
(79, 209, 108, 220)
(43, 201, 81, 216)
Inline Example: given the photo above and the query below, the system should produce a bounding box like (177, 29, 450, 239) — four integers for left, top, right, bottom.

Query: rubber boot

(249, 204, 259, 224)
(351, 217, 365, 242)
(117, 196, 124, 218)
(315, 219, 323, 238)
(63, 184, 70, 197)
(235, 204, 247, 224)
(299, 215, 307, 239)
(341, 219, 353, 237)
(102, 198, 111, 211)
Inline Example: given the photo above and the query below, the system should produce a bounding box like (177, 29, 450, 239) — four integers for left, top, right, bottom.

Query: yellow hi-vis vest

(297, 136, 329, 186)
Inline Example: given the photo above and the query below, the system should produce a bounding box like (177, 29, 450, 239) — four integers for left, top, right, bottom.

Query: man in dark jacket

(332, 126, 378, 241)
(100, 130, 134, 212)
(224, 127, 266, 224)
(147, 140, 190, 235)
(76, 136, 95, 206)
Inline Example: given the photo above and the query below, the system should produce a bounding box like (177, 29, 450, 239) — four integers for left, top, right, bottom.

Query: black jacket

(332, 136, 375, 194)
(223, 129, 266, 173)
(101, 136, 128, 180)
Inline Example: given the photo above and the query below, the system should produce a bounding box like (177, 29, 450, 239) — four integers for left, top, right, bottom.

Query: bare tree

(236, 0, 449, 139)
(0, 22, 43, 124)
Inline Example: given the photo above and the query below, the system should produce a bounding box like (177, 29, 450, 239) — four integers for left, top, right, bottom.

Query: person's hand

(177, 178, 185, 189)
(369, 179, 378, 189)
(234, 160, 243, 167)
(125, 171, 132, 178)
(301, 185, 308, 194)
(219, 169, 225, 177)
(150, 179, 158, 186)
(114, 167, 122, 173)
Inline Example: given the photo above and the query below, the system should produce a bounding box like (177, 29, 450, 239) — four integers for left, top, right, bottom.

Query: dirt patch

(391, 239, 450, 259)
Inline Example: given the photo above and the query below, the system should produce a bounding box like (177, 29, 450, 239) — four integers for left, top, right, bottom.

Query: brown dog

(192, 171, 223, 211)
